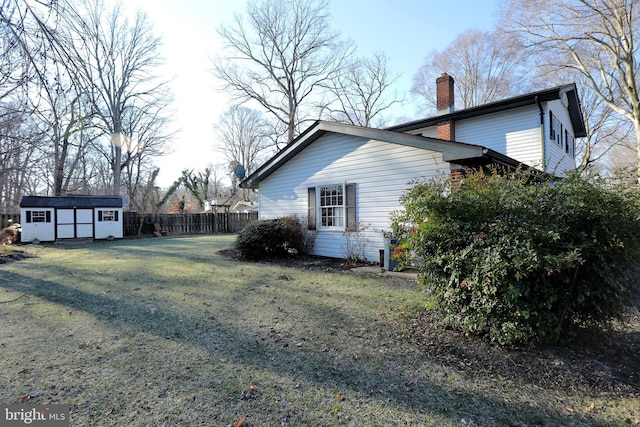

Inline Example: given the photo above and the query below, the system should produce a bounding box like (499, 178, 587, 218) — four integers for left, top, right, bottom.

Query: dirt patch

(218, 249, 366, 271)
(403, 309, 640, 398)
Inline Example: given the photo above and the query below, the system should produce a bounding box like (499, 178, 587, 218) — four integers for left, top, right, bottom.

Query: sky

(118, 0, 500, 187)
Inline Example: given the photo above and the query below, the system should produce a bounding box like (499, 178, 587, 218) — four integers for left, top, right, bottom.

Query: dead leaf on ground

(233, 417, 247, 427)
(241, 386, 258, 400)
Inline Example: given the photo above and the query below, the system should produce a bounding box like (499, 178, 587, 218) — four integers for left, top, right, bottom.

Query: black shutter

(345, 183, 356, 228)
(98, 211, 103, 222)
(307, 187, 316, 230)
(115, 211, 119, 221)
(26, 211, 31, 223)
(45, 211, 51, 223)
(549, 111, 554, 140)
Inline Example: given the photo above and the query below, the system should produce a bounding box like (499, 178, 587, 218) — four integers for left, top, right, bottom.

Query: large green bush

(392, 169, 640, 345)
(235, 215, 305, 260)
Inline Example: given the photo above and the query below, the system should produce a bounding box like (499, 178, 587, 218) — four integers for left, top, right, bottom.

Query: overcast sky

(117, 0, 499, 187)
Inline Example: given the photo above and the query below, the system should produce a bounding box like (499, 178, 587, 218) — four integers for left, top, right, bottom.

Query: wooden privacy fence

(123, 211, 258, 236)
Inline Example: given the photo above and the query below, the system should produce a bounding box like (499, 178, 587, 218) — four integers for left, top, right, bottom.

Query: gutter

(535, 96, 546, 171)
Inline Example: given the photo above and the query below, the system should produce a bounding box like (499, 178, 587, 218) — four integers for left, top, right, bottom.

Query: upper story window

(550, 110, 574, 156)
(565, 129, 574, 156)
(550, 110, 563, 147)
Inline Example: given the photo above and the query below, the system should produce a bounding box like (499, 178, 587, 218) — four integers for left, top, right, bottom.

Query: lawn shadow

(0, 267, 614, 427)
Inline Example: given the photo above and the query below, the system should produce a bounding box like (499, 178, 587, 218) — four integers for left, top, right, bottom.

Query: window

(98, 210, 119, 222)
(307, 183, 355, 230)
(26, 210, 51, 223)
(566, 132, 574, 156)
(550, 110, 563, 146)
(320, 185, 344, 227)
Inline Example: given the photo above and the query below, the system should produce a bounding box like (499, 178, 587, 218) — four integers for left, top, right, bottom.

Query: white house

(240, 76, 587, 262)
(20, 195, 124, 242)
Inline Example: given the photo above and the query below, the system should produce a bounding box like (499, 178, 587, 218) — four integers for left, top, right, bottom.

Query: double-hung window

(307, 183, 355, 230)
(320, 185, 344, 227)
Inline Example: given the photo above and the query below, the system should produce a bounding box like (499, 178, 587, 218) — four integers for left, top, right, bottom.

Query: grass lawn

(0, 235, 638, 426)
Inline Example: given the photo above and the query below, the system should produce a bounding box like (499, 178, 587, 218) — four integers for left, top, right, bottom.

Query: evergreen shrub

(235, 215, 305, 260)
(392, 169, 640, 345)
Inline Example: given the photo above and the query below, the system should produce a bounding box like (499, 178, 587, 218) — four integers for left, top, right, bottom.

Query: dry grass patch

(0, 235, 637, 426)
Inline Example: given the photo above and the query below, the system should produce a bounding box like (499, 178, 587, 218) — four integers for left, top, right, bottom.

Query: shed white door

(56, 209, 75, 238)
(76, 209, 93, 238)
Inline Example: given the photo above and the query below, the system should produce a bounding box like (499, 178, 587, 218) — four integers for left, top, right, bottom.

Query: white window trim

(317, 183, 346, 230)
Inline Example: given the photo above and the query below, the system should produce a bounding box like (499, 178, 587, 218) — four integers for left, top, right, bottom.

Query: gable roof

(240, 120, 523, 189)
(20, 195, 124, 209)
(387, 83, 587, 138)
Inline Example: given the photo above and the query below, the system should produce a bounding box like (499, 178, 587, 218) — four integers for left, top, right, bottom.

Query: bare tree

(119, 90, 174, 208)
(0, 107, 45, 210)
(214, 105, 273, 179)
(63, 0, 171, 195)
(29, 57, 98, 196)
(207, 163, 229, 198)
(502, 0, 640, 178)
(0, 0, 66, 204)
(213, 0, 351, 144)
(412, 28, 530, 112)
(322, 52, 403, 127)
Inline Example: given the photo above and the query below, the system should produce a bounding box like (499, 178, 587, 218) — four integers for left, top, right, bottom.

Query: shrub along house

(20, 195, 124, 242)
(240, 74, 587, 262)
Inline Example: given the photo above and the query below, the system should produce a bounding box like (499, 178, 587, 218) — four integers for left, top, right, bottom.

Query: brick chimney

(436, 73, 455, 141)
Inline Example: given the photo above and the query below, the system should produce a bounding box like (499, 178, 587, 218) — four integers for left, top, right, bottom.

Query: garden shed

(20, 195, 124, 242)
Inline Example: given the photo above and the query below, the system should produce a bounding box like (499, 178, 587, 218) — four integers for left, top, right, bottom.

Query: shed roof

(20, 195, 124, 209)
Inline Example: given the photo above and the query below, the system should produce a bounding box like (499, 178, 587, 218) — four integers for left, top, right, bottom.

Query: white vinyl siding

(545, 100, 577, 175)
(412, 104, 578, 175)
(258, 133, 449, 260)
(455, 106, 543, 169)
(415, 107, 543, 170)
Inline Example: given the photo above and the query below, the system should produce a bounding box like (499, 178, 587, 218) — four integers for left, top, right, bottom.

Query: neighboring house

(204, 196, 237, 213)
(240, 74, 587, 261)
(231, 201, 258, 213)
(20, 195, 124, 242)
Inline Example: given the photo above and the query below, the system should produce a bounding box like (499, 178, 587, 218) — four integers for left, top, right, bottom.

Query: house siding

(456, 106, 543, 169)
(545, 99, 577, 175)
(416, 106, 544, 170)
(258, 133, 450, 260)
(411, 104, 582, 175)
